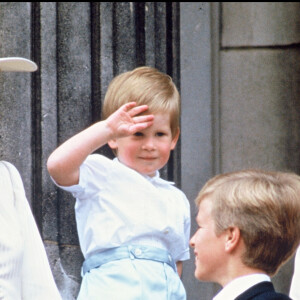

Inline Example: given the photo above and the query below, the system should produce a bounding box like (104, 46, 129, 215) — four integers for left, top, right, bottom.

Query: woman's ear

(170, 127, 180, 150)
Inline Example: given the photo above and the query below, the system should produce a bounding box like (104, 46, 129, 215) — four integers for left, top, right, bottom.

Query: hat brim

(0, 57, 38, 72)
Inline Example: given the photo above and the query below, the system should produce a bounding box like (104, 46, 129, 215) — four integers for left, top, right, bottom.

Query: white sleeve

(0, 161, 23, 299)
(172, 191, 191, 262)
(180, 195, 191, 261)
(0, 161, 62, 300)
(52, 154, 112, 201)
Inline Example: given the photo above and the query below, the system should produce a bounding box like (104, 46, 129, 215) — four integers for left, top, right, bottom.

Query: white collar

(113, 158, 175, 186)
(213, 274, 271, 300)
(143, 170, 175, 186)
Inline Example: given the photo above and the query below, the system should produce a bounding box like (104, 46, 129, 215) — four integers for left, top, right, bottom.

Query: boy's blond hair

(102, 66, 180, 137)
(195, 169, 300, 276)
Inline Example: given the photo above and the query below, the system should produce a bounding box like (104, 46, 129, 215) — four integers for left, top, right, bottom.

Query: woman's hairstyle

(195, 169, 300, 276)
(102, 66, 180, 137)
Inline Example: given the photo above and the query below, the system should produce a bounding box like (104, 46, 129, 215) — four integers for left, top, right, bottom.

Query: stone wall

(0, 2, 299, 299)
(0, 2, 180, 299)
(180, 2, 300, 299)
(220, 2, 300, 294)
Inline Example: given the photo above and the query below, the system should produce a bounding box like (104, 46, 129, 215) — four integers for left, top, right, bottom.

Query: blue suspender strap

(82, 245, 177, 276)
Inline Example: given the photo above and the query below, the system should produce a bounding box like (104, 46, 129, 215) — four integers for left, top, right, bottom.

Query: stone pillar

(220, 3, 300, 294)
(0, 3, 180, 299)
(0, 2, 32, 200)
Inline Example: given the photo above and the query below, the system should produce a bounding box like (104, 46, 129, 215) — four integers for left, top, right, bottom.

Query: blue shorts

(77, 245, 186, 300)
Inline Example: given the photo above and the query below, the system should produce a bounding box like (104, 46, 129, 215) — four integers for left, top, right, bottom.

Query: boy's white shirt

(54, 154, 190, 262)
(290, 245, 300, 300)
(213, 274, 271, 300)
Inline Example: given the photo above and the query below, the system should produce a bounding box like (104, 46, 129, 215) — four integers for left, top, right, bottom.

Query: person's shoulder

(83, 154, 114, 168)
(169, 183, 187, 197)
(85, 153, 111, 163)
(236, 282, 291, 300)
(83, 155, 130, 179)
(252, 293, 291, 300)
(0, 160, 22, 181)
(167, 183, 190, 208)
(0, 160, 18, 172)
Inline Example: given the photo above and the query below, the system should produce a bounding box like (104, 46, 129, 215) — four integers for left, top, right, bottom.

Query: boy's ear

(170, 127, 180, 150)
(224, 226, 241, 253)
(108, 139, 118, 150)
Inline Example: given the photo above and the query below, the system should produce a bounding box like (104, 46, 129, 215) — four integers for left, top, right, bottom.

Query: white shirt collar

(213, 274, 271, 300)
(143, 170, 175, 186)
(113, 158, 175, 186)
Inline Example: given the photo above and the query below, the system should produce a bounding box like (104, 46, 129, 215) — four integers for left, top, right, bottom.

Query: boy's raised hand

(47, 102, 154, 187)
(106, 102, 154, 138)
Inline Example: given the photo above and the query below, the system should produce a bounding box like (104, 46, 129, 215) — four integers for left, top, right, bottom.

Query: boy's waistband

(82, 245, 177, 275)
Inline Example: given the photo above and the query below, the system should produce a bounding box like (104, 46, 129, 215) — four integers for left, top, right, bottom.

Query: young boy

(47, 66, 190, 299)
(190, 169, 300, 300)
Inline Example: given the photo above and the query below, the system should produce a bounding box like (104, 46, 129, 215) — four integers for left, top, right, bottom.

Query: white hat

(0, 57, 38, 72)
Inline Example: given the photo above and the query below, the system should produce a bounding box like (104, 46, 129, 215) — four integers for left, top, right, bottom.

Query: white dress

(0, 161, 62, 300)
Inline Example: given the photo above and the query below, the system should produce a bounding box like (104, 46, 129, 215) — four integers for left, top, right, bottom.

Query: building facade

(0, 2, 299, 299)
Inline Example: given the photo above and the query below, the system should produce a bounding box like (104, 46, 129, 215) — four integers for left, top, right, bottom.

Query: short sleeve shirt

(56, 154, 191, 262)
